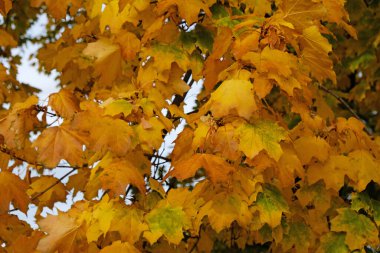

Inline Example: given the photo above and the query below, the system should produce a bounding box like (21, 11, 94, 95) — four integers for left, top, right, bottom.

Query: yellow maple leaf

(116, 31, 141, 61)
(277, 145, 304, 187)
(82, 38, 122, 84)
(156, 0, 210, 24)
(300, 26, 336, 83)
(207, 79, 257, 120)
(135, 117, 165, 152)
(91, 117, 137, 155)
(91, 152, 147, 195)
(32, 125, 87, 168)
(197, 192, 252, 233)
(111, 207, 149, 244)
(293, 135, 330, 164)
(102, 98, 133, 117)
(100, 241, 140, 253)
(307, 155, 350, 191)
(278, 0, 326, 29)
(100, 0, 139, 33)
(348, 150, 380, 191)
(83, 196, 117, 243)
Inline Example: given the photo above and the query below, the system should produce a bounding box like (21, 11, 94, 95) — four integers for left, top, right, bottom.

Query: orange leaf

(166, 153, 235, 183)
(49, 89, 80, 118)
(0, 171, 29, 213)
(32, 125, 87, 168)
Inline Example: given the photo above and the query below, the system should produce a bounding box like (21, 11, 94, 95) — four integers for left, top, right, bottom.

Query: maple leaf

(81, 196, 117, 243)
(100, 241, 140, 253)
(0, 0, 12, 15)
(207, 79, 257, 120)
(0, 214, 38, 248)
(30, 0, 79, 19)
(300, 26, 336, 83)
(277, 145, 304, 187)
(278, 0, 326, 29)
(27, 176, 66, 209)
(0, 171, 29, 213)
(32, 125, 87, 168)
(316, 232, 349, 253)
(197, 192, 252, 233)
(246, 48, 312, 96)
(236, 121, 286, 161)
(282, 222, 313, 252)
(74, 111, 137, 156)
(351, 193, 380, 227)
(156, 0, 210, 24)
(296, 181, 331, 214)
(135, 117, 165, 151)
(254, 184, 289, 227)
(166, 153, 235, 183)
(91, 152, 147, 196)
(102, 98, 133, 117)
(331, 208, 379, 250)
(144, 200, 190, 245)
(293, 135, 330, 164)
(37, 212, 87, 253)
(82, 38, 122, 84)
(0, 29, 17, 47)
(100, 0, 140, 33)
(0, 96, 39, 150)
(48, 89, 80, 118)
(348, 150, 380, 191)
(111, 207, 148, 244)
(116, 31, 141, 61)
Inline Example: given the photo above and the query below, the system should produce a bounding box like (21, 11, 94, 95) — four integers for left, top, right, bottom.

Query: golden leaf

(49, 89, 80, 118)
(0, 171, 29, 213)
(208, 79, 257, 120)
(166, 153, 235, 183)
(32, 125, 87, 168)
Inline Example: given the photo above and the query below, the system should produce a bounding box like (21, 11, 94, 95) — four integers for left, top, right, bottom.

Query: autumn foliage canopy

(0, 0, 380, 252)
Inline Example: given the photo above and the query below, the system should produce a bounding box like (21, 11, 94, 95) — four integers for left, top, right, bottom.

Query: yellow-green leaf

(144, 200, 190, 245)
(331, 208, 379, 250)
(254, 184, 289, 227)
(237, 121, 286, 161)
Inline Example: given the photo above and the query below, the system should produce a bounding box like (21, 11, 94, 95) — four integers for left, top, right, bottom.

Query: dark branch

(317, 83, 373, 135)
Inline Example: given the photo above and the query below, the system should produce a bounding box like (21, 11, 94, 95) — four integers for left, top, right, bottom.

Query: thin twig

(144, 153, 171, 162)
(8, 167, 77, 213)
(317, 83, 373, 135)
(0, 145, 76, 168)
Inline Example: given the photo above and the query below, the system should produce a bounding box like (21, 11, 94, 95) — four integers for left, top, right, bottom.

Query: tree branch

(317, 83, 373, 135)
(8, 167, 77, 213)
(0, 145, 75, 168)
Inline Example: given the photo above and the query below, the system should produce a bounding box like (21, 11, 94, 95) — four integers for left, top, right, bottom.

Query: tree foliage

(0, 0, 379, 252)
